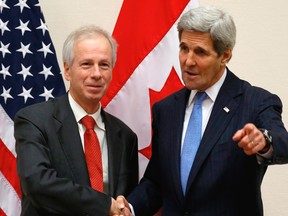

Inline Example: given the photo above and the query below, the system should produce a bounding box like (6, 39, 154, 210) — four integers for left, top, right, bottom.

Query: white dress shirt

(181, 70, 227, 153)
(68, 93, 109, 193)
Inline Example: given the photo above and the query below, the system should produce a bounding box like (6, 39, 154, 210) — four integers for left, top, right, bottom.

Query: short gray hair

(177, 6, 236, 58)
(62, 25, 118, 67)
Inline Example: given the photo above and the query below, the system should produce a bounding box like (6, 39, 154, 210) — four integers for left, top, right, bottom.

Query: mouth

(86, 83, 103, 90)
(185, 70, 199, 77)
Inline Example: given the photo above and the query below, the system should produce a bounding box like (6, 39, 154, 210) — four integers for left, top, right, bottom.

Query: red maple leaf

(139, 67, 184, 159)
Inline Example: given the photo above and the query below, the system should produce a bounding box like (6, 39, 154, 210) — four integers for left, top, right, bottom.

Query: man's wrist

(258, 128, 272, 154)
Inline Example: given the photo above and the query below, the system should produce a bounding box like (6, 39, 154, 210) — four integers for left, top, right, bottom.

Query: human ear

(63, 62, 71, 81)
(221, 48, 232, 64)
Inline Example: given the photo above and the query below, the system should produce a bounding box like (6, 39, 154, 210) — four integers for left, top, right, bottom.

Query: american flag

(0, 0, 66, 215)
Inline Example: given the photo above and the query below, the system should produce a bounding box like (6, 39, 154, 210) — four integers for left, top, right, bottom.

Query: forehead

(75, 34, 110, 47)
(74, 35, 112, 56)
(180, 30, 214, 48)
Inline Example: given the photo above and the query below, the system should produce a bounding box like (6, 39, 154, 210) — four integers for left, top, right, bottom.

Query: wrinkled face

(64, 35, 113, 113)
(179, 30, 231, 91)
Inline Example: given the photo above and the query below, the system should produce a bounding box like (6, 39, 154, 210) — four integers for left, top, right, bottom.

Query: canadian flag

(102, 0, 199, 178)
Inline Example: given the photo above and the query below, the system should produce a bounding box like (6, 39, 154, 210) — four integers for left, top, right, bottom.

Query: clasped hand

(109, 196, 131, 216)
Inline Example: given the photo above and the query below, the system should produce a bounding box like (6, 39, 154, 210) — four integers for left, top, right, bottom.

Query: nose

(90, 65, 102, 79)
(185, 51, 196, 66)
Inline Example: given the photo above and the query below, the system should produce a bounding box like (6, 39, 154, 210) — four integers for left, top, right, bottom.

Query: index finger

(232, 129, 245, 142)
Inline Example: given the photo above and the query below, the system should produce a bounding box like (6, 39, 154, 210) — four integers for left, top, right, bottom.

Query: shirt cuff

(129, 203, 136, 216)
(256, 144, 273, 164)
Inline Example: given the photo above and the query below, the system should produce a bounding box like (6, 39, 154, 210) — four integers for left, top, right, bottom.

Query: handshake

(109, 195, 132, 216)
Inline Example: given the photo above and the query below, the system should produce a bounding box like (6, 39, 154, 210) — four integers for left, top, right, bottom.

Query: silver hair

(177, 6, 236, 59)
(62, 25, 118, 67)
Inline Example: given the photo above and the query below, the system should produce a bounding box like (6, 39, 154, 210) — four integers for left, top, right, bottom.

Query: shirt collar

(68, 93, 105, 131)
(187, 68, 227, 106)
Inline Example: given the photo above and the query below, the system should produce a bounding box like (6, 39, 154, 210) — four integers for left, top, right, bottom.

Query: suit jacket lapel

(53, 98, 127, 194)
(53, 94, 90, 186)
(185, 69, 243, 194)
(101, 110, 122, 196)
(168, 88, 191, 202)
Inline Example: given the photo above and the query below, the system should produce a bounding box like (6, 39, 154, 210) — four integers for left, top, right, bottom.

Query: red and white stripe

(0, 106, 21, 216)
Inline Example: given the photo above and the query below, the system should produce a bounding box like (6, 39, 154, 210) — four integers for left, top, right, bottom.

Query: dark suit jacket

(14, 93, 139, 216)
(128, 68, 288, 216)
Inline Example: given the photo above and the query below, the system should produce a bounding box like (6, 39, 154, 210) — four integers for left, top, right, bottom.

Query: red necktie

(81, 115, 103, 192)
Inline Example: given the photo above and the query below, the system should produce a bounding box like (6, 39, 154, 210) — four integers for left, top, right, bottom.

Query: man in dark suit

(14, 25, 138, 216)
(119, 6, 288, 216)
